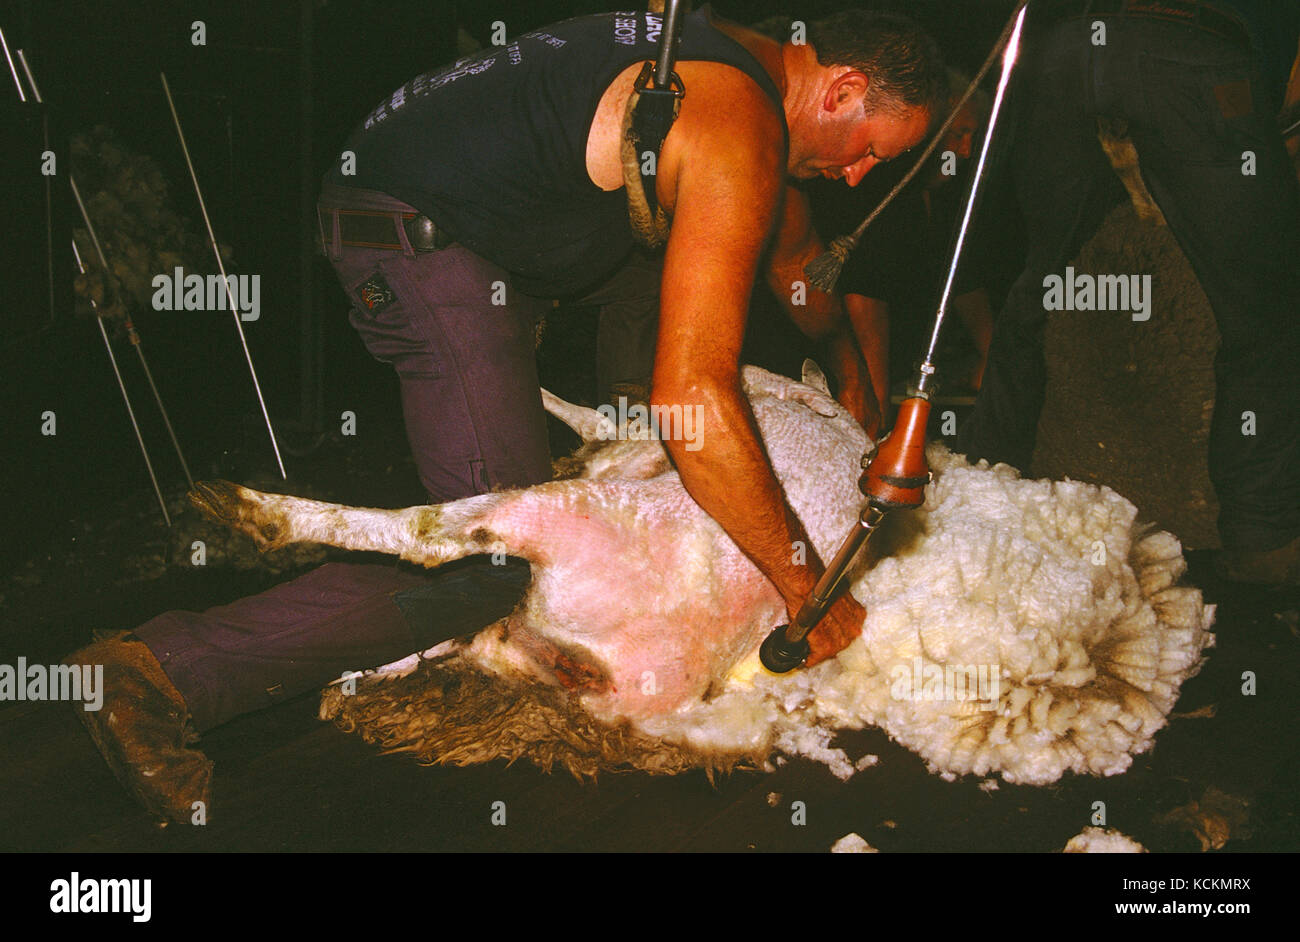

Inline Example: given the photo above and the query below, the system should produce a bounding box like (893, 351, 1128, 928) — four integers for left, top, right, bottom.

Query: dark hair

(806, 10, 948, 116)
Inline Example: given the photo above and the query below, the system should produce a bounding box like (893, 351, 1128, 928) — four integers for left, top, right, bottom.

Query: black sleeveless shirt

(326, 6, 786, 297)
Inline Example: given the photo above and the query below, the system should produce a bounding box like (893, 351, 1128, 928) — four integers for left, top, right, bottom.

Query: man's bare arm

(653, 70, 863, 664)
(765, 185, 881, 434)
(844, 292, 891, 420)
(765, 184, 839, 339)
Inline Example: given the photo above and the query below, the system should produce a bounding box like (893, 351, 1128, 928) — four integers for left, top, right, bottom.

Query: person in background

(957, 0, 1300, 585)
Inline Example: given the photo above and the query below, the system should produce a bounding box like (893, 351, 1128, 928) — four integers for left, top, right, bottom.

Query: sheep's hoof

(188, 480, 248, 526)
(189, 480, 284, 550)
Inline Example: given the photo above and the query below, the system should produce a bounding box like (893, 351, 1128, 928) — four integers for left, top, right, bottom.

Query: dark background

(0, 0, 1019, 574)
(2, 2, 1295, 860)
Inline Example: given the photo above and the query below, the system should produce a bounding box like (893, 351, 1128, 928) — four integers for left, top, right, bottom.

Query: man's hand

(804, 593, 866, 667)
(824, 322, 883, 438)
(831, 360, 882, 439)
(843, 293, 890, 423)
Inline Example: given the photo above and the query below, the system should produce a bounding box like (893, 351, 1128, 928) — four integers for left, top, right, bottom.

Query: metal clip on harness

(622, 0, 690, 246)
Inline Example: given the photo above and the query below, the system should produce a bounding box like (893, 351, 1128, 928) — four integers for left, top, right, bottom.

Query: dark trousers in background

(590, 247, 662, 401)
(957, 13, 1300, 551)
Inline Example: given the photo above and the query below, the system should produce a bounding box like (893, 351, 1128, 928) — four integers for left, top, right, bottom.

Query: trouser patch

(357, 272, 397, 312)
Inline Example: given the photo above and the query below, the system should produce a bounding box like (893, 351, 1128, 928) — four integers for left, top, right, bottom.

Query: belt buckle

(403, 214, 442, 253)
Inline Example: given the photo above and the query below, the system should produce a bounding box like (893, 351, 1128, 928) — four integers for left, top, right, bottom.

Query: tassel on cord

(804, 1, 1028, 294)
(803, 234, 857, 293)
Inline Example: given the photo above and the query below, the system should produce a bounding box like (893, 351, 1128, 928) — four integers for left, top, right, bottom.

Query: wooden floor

(1, 551, 1296, 854)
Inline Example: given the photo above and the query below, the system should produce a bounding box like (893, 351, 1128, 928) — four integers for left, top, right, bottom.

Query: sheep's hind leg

(189, 481, 515, 568)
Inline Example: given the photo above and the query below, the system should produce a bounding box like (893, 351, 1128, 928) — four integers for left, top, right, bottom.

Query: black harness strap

(621, 0, 689, 241)
(629, 61, 685, 218)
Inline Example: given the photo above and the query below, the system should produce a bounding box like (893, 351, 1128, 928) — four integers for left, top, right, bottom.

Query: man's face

(791, 102, 931, 187)
(942, 102, 981, 161)
(922, 101, 982, 190)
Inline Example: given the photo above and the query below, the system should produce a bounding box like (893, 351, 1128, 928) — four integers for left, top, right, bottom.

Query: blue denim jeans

(958, 11, 1300, 551)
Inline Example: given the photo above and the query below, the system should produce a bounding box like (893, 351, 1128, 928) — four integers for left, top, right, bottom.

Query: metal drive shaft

(917, 0, 1028, 395)
(759, 505, 883, 672)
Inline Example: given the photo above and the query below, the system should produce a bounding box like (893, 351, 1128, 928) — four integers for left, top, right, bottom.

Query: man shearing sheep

(65, 5, 946, 823)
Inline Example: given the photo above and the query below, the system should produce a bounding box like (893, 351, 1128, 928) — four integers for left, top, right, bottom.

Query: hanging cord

(804, 1, 1029, 293)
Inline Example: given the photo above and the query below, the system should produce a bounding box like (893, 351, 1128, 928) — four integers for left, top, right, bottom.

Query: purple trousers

(320, 183, 554, 501)
(136, 185, 551, 731)
(134, 564, 429, 733)
(134, 185, 661, 733)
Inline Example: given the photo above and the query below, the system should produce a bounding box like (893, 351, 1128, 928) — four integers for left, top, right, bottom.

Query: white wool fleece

(639, 442, 1214, 785)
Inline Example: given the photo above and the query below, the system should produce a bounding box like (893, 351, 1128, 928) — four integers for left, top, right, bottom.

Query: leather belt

(1058, 0, 1252, 49)
(316, 207, 452, 254)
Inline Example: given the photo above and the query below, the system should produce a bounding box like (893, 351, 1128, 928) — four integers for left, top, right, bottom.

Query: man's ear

(825, 69, 869, 113)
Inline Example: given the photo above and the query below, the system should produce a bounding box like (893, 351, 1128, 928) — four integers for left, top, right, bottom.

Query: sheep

(191, 363, 1214, 784)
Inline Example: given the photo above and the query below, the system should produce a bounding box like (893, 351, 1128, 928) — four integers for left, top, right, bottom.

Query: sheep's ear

(801, 359, 831, 396)
(540, 388, 617, 442)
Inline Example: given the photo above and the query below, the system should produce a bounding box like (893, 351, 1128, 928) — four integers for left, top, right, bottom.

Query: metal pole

(73, 239, 172, 526)
(0, 25, 25, 101)
(653, 0, 689, 89)
(13, 50, 53, 325)
(18, 49, 195, 486)
(160, 71, 287, 479)
(68, 177, 195, 489)
(125, 321, 195, 489)
(299, 0, 323, 442)
(128, 334, 195, 488)
(918, 2, 1028, 392)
